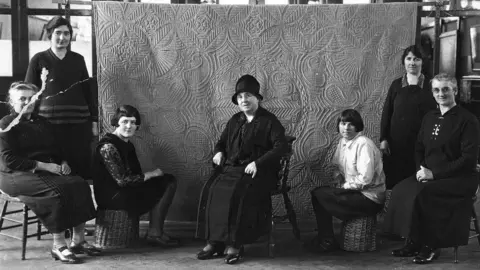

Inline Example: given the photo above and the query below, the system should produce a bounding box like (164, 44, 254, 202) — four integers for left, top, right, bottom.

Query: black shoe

(51, 246, 81, 264)
(69, 240, 102, 256)
(412, 246, 441, 264)
(146, 234, 180, 247)
(224, 246, 244, 265)
(304, 236, 339, 253)
(392, 238, 420, 257)
(197, 243, 226, 260)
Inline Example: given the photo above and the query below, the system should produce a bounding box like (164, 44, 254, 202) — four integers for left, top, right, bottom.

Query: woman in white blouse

(304, 109, 386, 252)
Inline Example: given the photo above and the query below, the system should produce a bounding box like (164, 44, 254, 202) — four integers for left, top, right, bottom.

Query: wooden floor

(0, 220, 479, 270)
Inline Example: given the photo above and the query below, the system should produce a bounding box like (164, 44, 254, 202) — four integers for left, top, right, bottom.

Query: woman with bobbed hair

(305, 109, 386, 252)
(380, 45, 437, 189)
(0, 82, 99, 264)
(92, 105, 179, 246)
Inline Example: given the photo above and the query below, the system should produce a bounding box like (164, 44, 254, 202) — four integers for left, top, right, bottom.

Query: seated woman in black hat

(195, 74, 288, 265)
(92, 105, 179, 246)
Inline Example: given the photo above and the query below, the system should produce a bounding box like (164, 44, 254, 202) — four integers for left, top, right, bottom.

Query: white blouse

(332, 133, 386, 204)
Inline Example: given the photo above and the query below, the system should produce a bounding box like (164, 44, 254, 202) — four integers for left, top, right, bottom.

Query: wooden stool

(95, 209, 139, 249)
(340, 216, 377, 252)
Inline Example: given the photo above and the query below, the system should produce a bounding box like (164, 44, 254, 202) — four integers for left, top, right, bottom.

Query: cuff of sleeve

(30, 162, 38, 173)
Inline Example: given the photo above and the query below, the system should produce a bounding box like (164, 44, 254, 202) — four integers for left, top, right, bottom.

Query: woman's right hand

(36, 162, 62, 175)
(144, 168, 164, 181)
(212, 152, 223, 166)
(380, 140, 390, 156)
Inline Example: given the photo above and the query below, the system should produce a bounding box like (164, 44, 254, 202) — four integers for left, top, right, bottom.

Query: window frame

(0, 0, 94, 91)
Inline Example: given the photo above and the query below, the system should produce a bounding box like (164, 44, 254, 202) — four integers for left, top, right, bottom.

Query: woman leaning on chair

(380, 45, 437, 189)
(0, 82, 99, 264)
(92, 105, 179, 246)
(383, 73, 480, 264)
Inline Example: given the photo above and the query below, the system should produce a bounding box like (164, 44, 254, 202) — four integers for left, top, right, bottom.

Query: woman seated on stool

(195, 74, 288, 265)
(305, 109, 386, 252)
(0, 82, 99, 264)
(383, 73, 480, 264)
(92, 105, 179, 246)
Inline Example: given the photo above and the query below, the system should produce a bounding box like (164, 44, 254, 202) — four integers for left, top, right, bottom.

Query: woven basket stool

(340, 216, 377, 252)
(95, 209, 139, 249)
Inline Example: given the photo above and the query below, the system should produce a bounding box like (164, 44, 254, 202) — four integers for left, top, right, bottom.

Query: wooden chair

(453, 186, 480, 263)
(0, 191, 49, 260)
(268, 135, 300, 257)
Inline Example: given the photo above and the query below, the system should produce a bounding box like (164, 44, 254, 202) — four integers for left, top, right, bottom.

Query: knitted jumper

(25, 49, 98, 124)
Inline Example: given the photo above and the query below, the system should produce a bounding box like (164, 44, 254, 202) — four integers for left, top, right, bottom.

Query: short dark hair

(336, 109, 364, 132)
(46, 16, 73, 41)
(110, 105, 141, 129)
(401, 45, 425, 66)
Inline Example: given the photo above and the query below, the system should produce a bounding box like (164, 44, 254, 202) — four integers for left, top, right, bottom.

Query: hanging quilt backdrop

(93, 2, 418, 222)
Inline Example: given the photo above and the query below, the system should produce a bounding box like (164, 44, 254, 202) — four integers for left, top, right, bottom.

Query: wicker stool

(340, 216, 377, 252)
(95, 209, 139, 249)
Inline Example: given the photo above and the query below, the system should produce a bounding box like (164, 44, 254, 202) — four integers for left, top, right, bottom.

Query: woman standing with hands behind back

(380, 45, 437, 189)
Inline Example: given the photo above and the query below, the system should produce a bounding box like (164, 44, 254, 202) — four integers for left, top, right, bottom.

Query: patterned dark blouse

(98, 143, 145, 187)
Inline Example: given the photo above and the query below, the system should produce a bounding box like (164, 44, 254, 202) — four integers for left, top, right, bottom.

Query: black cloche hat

(231, 74, 263, 105)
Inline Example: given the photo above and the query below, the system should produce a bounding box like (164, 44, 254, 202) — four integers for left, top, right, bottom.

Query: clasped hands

(37, 161, 71, 175)
(213, 152, 257, 178)
(416, 165, 433, 182)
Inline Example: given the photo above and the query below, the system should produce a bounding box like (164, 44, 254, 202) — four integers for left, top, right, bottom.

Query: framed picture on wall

(470, 25, 480, 72)
(438, 30, 458, 77)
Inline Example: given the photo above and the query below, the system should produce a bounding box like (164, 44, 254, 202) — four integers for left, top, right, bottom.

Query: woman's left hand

(416, 165, 433, 182)
(245, 162, 257, 178)
(61, 162, 71, 175)
(92, 122, 99, 137)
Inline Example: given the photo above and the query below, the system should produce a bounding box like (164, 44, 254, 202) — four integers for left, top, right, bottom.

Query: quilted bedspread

(93, 2, 418, 222)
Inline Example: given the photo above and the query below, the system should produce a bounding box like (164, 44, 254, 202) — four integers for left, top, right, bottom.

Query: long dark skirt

(383, 174, 477, 248)
(383, 133, 417, 189)
(51, 122, 93, 179)
(196, 166, 271, 247)
(97, 174, 177, 216)
(0, 171, 96, 233)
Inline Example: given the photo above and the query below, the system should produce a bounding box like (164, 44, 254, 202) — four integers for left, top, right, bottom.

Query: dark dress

(92, 133, 176, 216)
(383, 105, 480, 248)
(380, 74, 437, 189)
(0, 114, 96, 233)
(196, 107, 288, 247)
(25, 49, 98, 179)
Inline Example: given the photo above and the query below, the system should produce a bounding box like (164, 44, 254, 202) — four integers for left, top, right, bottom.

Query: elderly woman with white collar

(305, 109, 386, 252)
(384, 73, 480, 264)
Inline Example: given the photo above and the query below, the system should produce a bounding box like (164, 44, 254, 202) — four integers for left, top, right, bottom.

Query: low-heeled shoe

(224, 246, 244, 265)
(69, 241, 102, 256)
(412, 246, 441, 264)
(146, 235, 180, 247)
(392, 239, 420, 257)
(304, 237, 339, 253)
(197, 244, 226, 260)
(51, 246, 81, 264)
